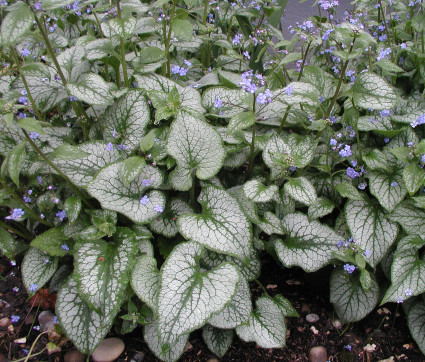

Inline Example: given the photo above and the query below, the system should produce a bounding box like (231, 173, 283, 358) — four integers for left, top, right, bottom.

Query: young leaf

(171, 19, 193, 40)
(56, 277, 114, 354)
(236, 296, 286, 348)
(131, 255, 160, 311)
(17, 118, 44, 134)
(102, 90, 151, 152)
(243, 180, 278, 203)
(284, 177, 317, 206)
(273, 295, 298, 317)
(74, 227, 137, 314)
(157, 242, 239, 347)
(120, 156, 146, 185)
(202, 325, 233, 358)
(144, 317, 188, 362)
(22, 247, 58, 296)
(86, 162, 165, 224)
(64, 196, 82, 223)
(346, 199, 398, 267)
(178, 186, 253, 260)
(407, 301, 425, 355)
(0, 4, 34, 46)
(50, 144, 91, 160)
(226, 111, 255, 135)
(138, 46, 165, 64)
(330, 268, 379, 322)
(30, 227, 70, 256)
(67, 73, 114, 106)
(166, 113, 225, 191)
(352, 72, 398, 110)
(335, 182, 364, 201)
(0, 226, 28, 259)
(403, 163, 425, 196)
(308, 197, 335, 220)
(274, 213, 340, 272)
(8, 141, 26, 187)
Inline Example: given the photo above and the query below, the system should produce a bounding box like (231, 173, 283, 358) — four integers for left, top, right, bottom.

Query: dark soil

(0, 254, 424, 362)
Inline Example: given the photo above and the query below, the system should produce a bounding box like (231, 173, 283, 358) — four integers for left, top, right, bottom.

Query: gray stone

(129, 352, 144, 362)
(92, 337, 125, 362)
(38, 310, 56, 332)
(306, 313, 320, 323)
(308, 346, 327, 362)
(64, 349, 86, 362)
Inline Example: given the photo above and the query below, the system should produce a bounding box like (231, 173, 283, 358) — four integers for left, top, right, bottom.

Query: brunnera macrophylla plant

(1, 0, 425, 358)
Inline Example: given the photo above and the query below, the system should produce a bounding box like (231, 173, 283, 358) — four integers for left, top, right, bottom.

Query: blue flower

(285, 85, 294, 96)
(171, 65, 180, 75)
(337, 240, 346, 248)
(179, 67, 188, 76)
(339, 145, 352, 157)
(405, 288, 413, 296)
(364, 250, 371, 257)
(11, 315, 20, 323)
(344, 344, 352, 351)
(397, 296, 404, 303)
(29, 283, 38, 292)
(69, 95, 78, 102)
(184, 60, 192, 67)
(23, 196, 32, 203)
(12, 287, 19, 292)
(106, 142, 114, 151)
(34, 2, 42, 10)
(391, 181, 398, 187)
(154, 205, 163, 213)
(329, 139, 337, 146)
(343, 264, 356, 274)
(214, 96, 222, 109)
(56, 210, 67, 222)
(243, 51, 250, 60)
(5, 209, 24, 220)
(112, 129, 118, 138)
(140, 195, 149, 205)
(61, 244, 70, 251)
(29, 132, 39, 139)
(21, 48, 31, 57)
(346, 167, 359, 179)
(117, 144, 126, 150)
(142, 179, 152, 187)
(256, 93, 267, 105)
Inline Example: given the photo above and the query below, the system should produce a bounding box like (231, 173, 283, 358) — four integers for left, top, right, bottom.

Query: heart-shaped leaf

(0, 4, 34, 46)
(131, 255, 160, 311)
(67, 73, 114, 106)
(202, 325, 233, 358)
(284, 177, 317, 206)
(407, 301, 425, 355)
(243, 180, 278, 203)
(390, 201, 425, 235)
(30, 227, 70, 257)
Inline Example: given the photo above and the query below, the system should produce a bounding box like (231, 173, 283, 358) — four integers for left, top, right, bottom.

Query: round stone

(38, 310, 56, 332)
(308, 346, 327, 362)
(306, 313, 320, 323)
(92, 337, 125, 362)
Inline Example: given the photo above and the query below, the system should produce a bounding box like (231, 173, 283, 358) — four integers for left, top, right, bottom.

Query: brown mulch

(0, 254, 424, 362)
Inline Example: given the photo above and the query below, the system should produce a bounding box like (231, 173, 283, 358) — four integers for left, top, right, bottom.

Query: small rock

(301, 304, 311, 314)
(129, 352, 144, 362)
(364, 343, 376, 353)
(308, 346, 327, 362)
(306, 313, 320, 323)
(38, 310, 56, 332)
(0, 317, 10, 327)
(332, 319, 342, 329)
(310, 326, 319, 335)
(207, 359, 220, 362)
(92, 337, 125, 362)
(64, 349, 86, 362)
(0, 299, 10, 309)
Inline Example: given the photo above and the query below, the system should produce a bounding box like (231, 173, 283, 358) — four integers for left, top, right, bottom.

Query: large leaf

(131, 255, 160, 311)
(166, 113, 225, 191)
(54, 141, 121, 187)
(67, 73, 114, 106)
(403, 163, 425, 196)
(381, 235, 425, 304)
(178, 186, 253, 260)
(274, 213, 339, 272)
(74, 228, 137, 314)
(390, 201, 425, 235)
(30, 227, 70, 257)
(346, 199, 398, 267)
(243, 180, 278, 203)
(102, 90, 150, 152)
(22, 247, 58, 296)
(0, 226, 28, 259)
(208, 275, 252, 329)
(202, 325, 233, 358)
(144, 317, 188, 362)
(330, 268, 379, 322)
(157, 242, 239, 347)
(0, 4, 34, 46)
(284, 177, 317, 206)
(407, 301, 425, 355)
(352, 72, 398, 110)
(56, 277, 114, 354)
(86, 162, 165, 224)
(235, 296, 286, 348)
(8, 141, 26, 187)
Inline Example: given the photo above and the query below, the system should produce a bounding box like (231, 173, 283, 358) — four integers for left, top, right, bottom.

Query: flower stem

(247, 99, 256, 176)
(116, 0, 129, 87)
(0, 219, 33, 241)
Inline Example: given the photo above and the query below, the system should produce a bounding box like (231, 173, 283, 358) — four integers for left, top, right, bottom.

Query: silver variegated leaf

(56, 277, 114, 354)
(0, 4, 34, 46)
(274, 213, 339, 272)
(346, 199, 398, 267)
(236, 296, 286, 348)
(22, 247, 58, 296)
(55, 141, 121, 186)
(131, 255, 159, 311)
(144, 317, 188, 362)
(150, 199, 192, 237)
(202, 325, 233, 358)
(208, 275, 252, 329)
(284, 177, 317, 206)
(367, 170, 406, 212)
(57, 46, 89, 82)
(308, 197, 335, 220)
(102, 90, 150, 152)
(257, 212, 285, 235)
(202, 87, 247, 118)
(157, 242, 239, 347)
(352, 72, 398, 110)
(330, 269, 379, 322)
(280, 82, 319, 106)
(86, 162, 165, 224)
(390, 201, 425, 235)
(74, 228, 137, 314)
(67, 73, 114, 106)
(407, 302, 425, 355)
(243, 180, 278, 203)
(178, 186, 253, 260)
(166, 113, 225, 191)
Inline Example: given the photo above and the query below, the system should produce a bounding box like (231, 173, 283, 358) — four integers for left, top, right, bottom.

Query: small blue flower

(23, 196, 32, 203)
(344, 344, 352, 351)
(154, 205, 163, 213)
(56, 210, 67, 222)
(11, 315, 20, 323)
(364, 250, 371, 257)
(405, 288, 413, 296)
(106, 142, 114, 151)
(117, 144, 126, 150)
(343, 264, 356, 274)
(12, 287, 19, 292)
(391, 181, 398, 187)
(346, 167, 359, 179)
(29, 132, 39, 139)
(397, 296, 404, 303)
(337, 240, 346, 248)
(29, 283, 38, 292)
(34, 2, 42, 10)
(112, 129, 118, 138)
(21, 48, 31, 57)
(171, 65, 180, 75)
(142, 179, 152, 187)
(285, 85, 294, 96)
(339, 145, 352, 157)
(5, 209, 24, 220)
(33, 325, 40, 331)
(184, 60, 192, 67)
(214, 96, 222, 109)
(329, 139, 337, 146)
(140, 195, 149, 205)
(61, 244, 70, 251)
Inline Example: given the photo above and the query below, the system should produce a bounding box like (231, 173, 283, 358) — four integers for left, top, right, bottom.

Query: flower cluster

(239, 71, 265, 93)
(410, 114, 425, 128)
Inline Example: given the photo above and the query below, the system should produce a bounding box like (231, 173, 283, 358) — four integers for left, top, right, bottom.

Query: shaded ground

(0, 254, 423, 362)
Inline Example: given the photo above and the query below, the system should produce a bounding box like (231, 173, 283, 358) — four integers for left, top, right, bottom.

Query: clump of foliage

(1, 0, 425, 359)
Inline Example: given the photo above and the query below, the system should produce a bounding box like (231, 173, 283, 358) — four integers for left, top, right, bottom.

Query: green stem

(254, 279, 270, 297)
(278, 105, 291, 134)
(116, 0, 129, 87)
(23, 332, 49, 362)
(0, 219, 33, 240)
(247, 100, 256, 176)
(21, 129, 95, 209)
(297, 41, 312, 81)
(202, 0, 208, 27)
(227, 16, 233, 42)
(9, 47, 44, 122)
(190, 170, 196, 209)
